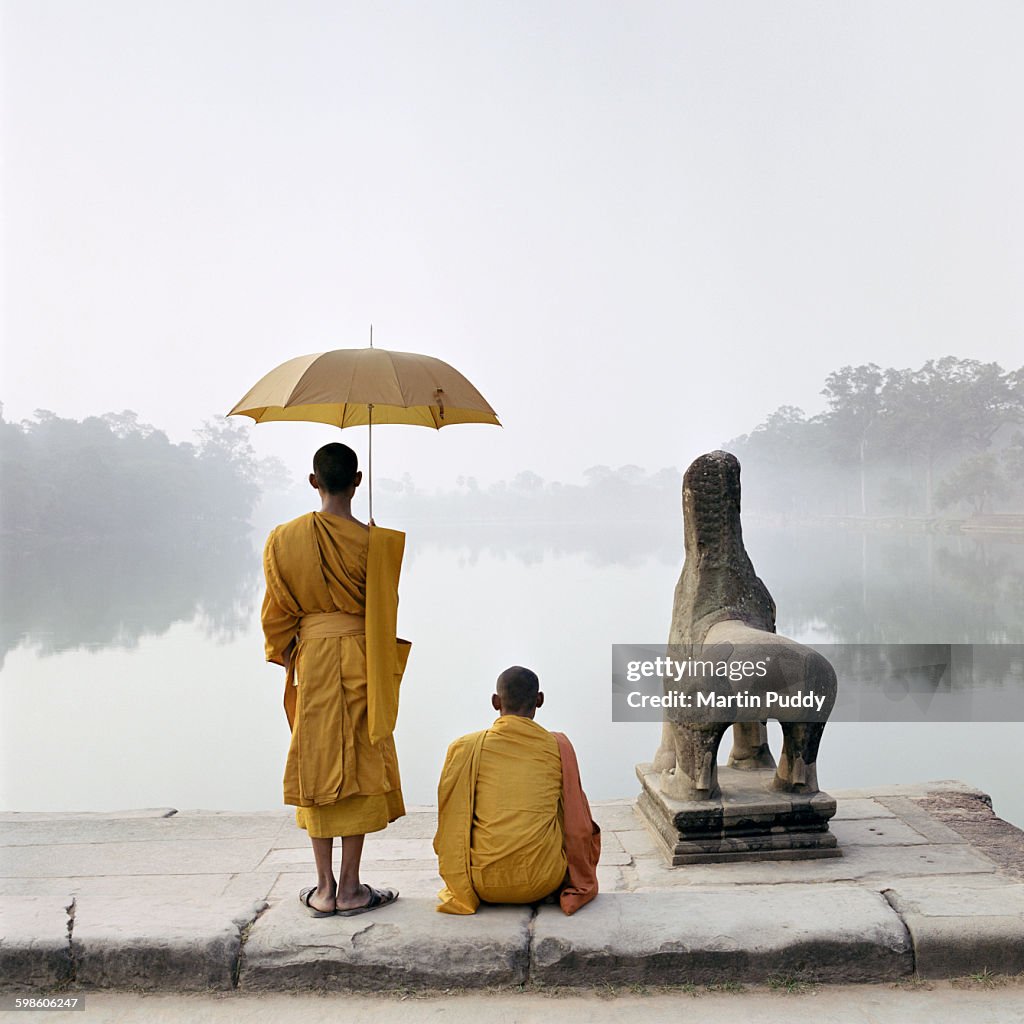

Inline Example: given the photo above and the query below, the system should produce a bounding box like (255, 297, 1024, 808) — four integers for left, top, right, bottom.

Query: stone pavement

(6, 984, 1024, 1024)
(2, 781, 1023, 993)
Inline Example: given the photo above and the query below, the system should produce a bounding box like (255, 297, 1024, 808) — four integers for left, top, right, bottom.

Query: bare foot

(336, 883, 371, 912)
(336, 884, 399, 915)
(301, 884, 336, 914)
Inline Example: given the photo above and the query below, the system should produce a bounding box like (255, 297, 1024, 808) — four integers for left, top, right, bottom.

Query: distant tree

(254, 455, 290, 494)
(1003, 433, 1024, 482)
(879, 358, 1022, 514)
(102, 410, 157, 438)
(512, 470, 544, 492)
(190, 418, 262, 521)
(0, 410, 33, 534)
(193, 418, 261, 484)
(725, 406, 832, 513)
(650, 467, 680, 490)
(935, 454, 1009, 515)
(582, 465, 613, 485)
(947, 360, 1022, 449)
(821, 364, 883, 515)
(0, 410, 268, 540)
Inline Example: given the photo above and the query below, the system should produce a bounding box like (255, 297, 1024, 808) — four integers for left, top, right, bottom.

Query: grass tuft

(766, 974, 815, 995)
(951, 968, 1009, 990)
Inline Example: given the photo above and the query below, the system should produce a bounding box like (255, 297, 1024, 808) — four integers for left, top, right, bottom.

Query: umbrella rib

(381, 349, 409, 407)
(340, 354, 360, 427)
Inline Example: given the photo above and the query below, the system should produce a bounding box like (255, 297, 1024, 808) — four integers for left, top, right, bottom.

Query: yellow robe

(261, 512, 411, 838)
(433, 715, 567, 914)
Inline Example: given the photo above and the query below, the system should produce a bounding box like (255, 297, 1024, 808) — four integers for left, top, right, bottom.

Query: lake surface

(3, 517, 1023, 829)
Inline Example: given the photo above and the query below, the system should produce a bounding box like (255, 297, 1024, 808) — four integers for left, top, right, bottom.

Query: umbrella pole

(368, 324, 374, 523)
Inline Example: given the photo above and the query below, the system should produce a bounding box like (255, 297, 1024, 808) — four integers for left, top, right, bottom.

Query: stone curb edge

(5, 887, 1021, 992)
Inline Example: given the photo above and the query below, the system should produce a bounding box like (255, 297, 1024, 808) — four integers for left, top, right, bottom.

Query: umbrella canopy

(228, 347, 500, 429)
(228, 346, 500, 519)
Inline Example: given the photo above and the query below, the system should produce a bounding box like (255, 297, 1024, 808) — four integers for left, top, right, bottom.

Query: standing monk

(262, 442, 411, 917)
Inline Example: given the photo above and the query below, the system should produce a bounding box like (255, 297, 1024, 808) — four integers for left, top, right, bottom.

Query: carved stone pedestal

(635, 763, 842, 866)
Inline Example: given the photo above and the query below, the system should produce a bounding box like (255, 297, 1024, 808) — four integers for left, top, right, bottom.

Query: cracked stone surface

(71, 889, 269, 990)
(240, 896, 532, 990)
(531, 888, 913, 985)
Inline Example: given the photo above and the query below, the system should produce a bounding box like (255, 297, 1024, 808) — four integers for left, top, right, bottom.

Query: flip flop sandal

(337, 885, 399, 917)
(299, 885, 336, 918)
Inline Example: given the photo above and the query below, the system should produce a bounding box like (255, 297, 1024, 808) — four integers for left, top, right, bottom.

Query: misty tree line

(724, 357, 1024, 517)
(4, 355, 1020, 546)
(371, 464, 684, 523)
(0, 408, 282, 539)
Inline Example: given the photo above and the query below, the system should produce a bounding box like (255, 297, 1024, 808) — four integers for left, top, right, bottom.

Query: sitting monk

(433, 666, 600, 915)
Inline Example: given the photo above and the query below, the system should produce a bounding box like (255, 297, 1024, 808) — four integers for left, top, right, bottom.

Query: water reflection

(406, 519, 683, 569)
(3, 518, 1024, 826)
(0, 529, 259, 667)
(744, 526, 1024, 644)
(3, 519, 1023, 665)
(409, 520, 1024, 645)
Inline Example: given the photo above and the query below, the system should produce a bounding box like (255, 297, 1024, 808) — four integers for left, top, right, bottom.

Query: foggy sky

(3, 0, 1022, 494)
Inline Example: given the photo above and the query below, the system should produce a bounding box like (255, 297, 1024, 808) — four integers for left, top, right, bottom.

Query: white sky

(3, 1, 1022, 487)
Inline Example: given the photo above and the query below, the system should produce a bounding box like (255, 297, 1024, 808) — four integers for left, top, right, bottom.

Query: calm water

(3, 518, 1023, 828)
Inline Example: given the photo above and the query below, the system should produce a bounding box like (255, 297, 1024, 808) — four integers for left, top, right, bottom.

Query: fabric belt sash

(284, 612, 366, 730)
(298, 611, 366, 640)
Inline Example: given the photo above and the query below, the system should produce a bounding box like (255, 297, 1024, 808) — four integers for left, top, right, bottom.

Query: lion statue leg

(660, 721, 728, 800)
(727, 721, 777, 771)
(773, 720, 826, 793)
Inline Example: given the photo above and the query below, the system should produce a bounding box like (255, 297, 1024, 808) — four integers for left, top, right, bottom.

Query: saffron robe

(433, 715, 601, 915)
(261, 512, 411, 836)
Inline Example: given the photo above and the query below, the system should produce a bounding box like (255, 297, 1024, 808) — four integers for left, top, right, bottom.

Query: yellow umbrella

(228, 344, 500, 518)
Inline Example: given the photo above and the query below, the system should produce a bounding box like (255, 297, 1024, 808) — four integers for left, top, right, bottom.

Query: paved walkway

(2, 781, 1023, 993)
(5, 983, 1023, 1024)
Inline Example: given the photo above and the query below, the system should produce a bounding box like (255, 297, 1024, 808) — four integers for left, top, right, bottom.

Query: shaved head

(495, 665, 540, 716)
(313, 443, 358, 494)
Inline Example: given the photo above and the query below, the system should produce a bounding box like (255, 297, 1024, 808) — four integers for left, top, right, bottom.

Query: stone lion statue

(652, 451, 837, 800)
